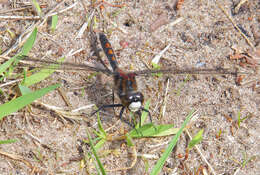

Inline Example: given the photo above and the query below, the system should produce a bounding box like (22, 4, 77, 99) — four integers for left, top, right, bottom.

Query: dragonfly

(18, 32, 241, 126)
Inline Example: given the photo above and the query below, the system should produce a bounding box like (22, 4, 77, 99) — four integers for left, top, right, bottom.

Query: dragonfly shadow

(84, 71, 116, 121)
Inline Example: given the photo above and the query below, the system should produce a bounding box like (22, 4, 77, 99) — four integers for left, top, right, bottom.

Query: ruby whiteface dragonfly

(18, 32, 240, 126)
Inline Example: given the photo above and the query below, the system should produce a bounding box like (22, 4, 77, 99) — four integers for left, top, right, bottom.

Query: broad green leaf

(130, 124, 175, 138)
(21, 28, 37, 56)
(18, 84, 32, 95)
(0, 84, 60, 120)
(22, 57, 65, 87)
(150, 109, 195, 175)
(153, 127, 179, 137)
(188, 129, 204, 149)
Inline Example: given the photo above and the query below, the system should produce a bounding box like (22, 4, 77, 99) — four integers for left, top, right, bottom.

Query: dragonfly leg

(92, 105, 134, 128)
(112, 90, 116, 116)
(119, 107, 141, 129)
(119, 106, 134, 127)
(140, 107, 157, 131)
(118, 106, 125, 121)
(91, 104, 123, 116)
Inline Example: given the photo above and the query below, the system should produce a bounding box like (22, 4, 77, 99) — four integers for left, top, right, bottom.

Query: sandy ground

(0, 0, 259, 174)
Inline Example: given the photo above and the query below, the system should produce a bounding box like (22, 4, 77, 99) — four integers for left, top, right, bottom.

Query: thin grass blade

(150, 109, 195, 175)
(86, 129, 107, 175)
(188, 129, 203, 149)
(21, 57, 65, 87)
(0, 28, 37, 75)
(31, 0, 42, 17)
(0, 139, 17, 144)
(130, 124, 175, 138)
(140, 100, 150, 126)
(0, 84, 60, 120)
(21, 28, 37, 56)
(51, 15, 58, 32)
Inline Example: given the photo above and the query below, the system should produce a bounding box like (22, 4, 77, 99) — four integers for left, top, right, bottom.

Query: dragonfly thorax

(127, 92, 144, 112)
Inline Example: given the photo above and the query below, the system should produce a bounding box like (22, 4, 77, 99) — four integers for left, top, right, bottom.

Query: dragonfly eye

(128, 92, 143, 103)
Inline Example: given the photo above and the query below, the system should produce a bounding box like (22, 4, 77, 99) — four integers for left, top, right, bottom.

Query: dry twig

(215, 0, 254, 48)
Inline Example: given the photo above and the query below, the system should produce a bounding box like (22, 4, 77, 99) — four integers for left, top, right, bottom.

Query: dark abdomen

(99, 33, 118, 71)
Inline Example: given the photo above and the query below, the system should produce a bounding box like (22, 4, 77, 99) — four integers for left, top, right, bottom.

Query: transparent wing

(16, 56, 247, 77)
(18, 56, 113, 75)
(131, 67, 241, 76)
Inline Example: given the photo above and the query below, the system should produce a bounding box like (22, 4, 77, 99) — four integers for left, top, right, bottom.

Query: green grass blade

(0, 56, 16, 75)
(86, 129, 107, 175)
(21, 28, 37, 56)
(150, 109, 195, 175)
(130, 124, 176, 138)
(237, 111, 241, 128)
(0, 28, 37, 75)
(152, 127, 179, 137)
(0, 55, 24, 76)
(0, 84, 60, 120)
(134, 100, 150, 130)
(94, 139, 106, 150)
(18, 84, 32, 95)
(31, 0, 42, 17)
(140, 100, 150, 126)
(151, 63, 162, 77)
(51, 15, 58, 32)
(97, 112, 107, 137)
(188, 129, 203, 149)
(0, 139, 17, 144)
(125, 133, 134, 147)
(22, 57, 65, 87)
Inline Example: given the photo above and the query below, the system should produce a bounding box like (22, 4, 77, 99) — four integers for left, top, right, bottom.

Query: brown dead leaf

(230, 53, 245, 60)
(175, 0, 185, 10)
(230, 48, 259, 68)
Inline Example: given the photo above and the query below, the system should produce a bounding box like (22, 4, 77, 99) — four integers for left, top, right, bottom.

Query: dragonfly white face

(129, 101, 142, 112)
(127, 92, 143, 112)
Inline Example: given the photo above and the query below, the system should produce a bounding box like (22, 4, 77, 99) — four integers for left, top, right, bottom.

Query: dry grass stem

(75, 10, 95, 39)
(161, 78, 170, 119)
(185, 129, 216, 175)
(234, 0, 249, 14)
(0, 15, 40, 20)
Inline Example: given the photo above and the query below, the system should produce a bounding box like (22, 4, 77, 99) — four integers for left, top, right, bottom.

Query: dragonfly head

(127, 92, 144, 112)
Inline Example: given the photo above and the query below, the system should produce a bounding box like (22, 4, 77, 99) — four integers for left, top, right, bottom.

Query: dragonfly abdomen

(99, 33, 118, 71)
